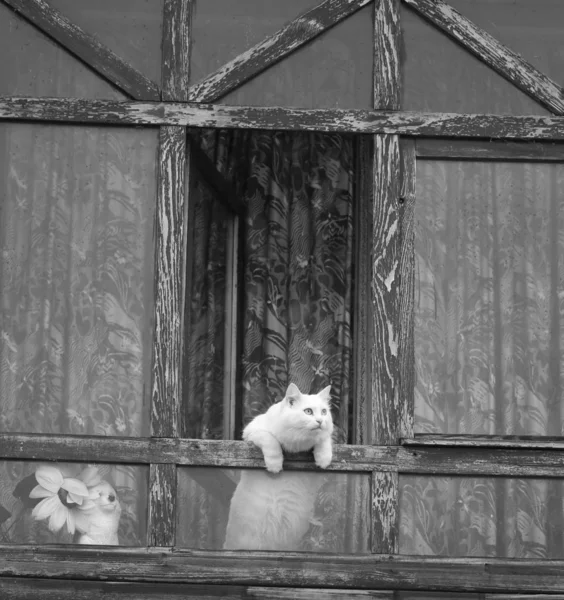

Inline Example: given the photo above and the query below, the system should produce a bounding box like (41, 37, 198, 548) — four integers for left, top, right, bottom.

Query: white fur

(74, 482, 121, 545)
(243, 383, 333, 473)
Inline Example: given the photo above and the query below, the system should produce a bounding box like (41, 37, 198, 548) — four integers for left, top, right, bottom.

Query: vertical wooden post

(371, 470, 399, 554)
(371, 0, 402, 557)
(398, 138, 416, 440)
(148, 463, 177, 547)
(161, 0, 192, 101)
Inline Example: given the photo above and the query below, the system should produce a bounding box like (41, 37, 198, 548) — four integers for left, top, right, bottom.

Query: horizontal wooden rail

(2, 547, 564, 592)
(406, 434, 564, 450)
(5, 434, 564, 477)
(0, 579, 395, 600)
(416, 139, 564, 161)
(3, 97, 564, 139)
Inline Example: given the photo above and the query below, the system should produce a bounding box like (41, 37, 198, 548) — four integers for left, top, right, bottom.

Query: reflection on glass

(0, 124, 157, 436)
(401, 6, 549, 115)
(400, 476, 564, 558)
(177, 467, 370, 552)
(415, 161, 564, 435)
(182, 129, 355, 442)
(0, 461, 147, 545)
(191, 0, 372, 108)
(48, 0, 164, 83)
(0, 4, 124, 99)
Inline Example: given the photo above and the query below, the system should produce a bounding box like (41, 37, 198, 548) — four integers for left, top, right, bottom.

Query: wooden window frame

(2, 0, 564, 596)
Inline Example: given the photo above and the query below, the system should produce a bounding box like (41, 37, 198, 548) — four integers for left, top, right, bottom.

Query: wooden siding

(1, 0, 160, 100)
(403, 0, 564, 115)
(148, 463, 177, 547)
(161, 0, 192, 101)
(187, 0, 373, 103)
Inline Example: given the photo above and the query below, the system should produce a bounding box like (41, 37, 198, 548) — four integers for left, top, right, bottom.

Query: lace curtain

(401, 160, 564, 558)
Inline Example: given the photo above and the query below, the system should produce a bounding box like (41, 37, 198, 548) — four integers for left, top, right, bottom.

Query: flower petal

(29, 485, 54, 499)
(61, 478, 89, 498)
(66, 492, 83, 506)
(66, 509, 76, 535)
(32, 495, 61, 521)
(78, 466, 102, 487)
(48, 504, 68, 532)
(35, 466, 63, 494)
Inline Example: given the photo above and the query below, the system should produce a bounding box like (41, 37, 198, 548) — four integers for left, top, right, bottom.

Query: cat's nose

(108, 494, 116, 502)
(316, 419, 322, 425)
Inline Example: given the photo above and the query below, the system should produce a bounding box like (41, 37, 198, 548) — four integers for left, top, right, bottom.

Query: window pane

(415, 160, 564, 435)
(177, 467, 370, 552)
(48, 0, 163, 84)
(449, 0, 564, 87)
(401, 6, 549, 115)
(190, 0, 372, 108)
(0, 124, 157, 436)
(0, 461, 147, 545)
(0, 4, 125, 99)
(183, 129, 356, 442)
(400, 476, 564, 558)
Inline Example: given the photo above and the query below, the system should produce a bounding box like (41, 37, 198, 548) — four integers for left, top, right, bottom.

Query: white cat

(74, 481, 121, 545)
(222, 384, 333, 551)
(243, 382, 333, 473)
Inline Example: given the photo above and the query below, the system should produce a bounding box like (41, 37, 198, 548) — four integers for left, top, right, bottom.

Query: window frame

(2, 0, 564, 596)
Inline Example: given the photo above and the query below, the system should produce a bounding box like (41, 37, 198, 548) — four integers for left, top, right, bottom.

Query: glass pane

(401, 6, 549, 115)
(191, 0, 372, 108)
(400, 476, 564, 558)
(415, 160, 564, 435)
(0, 124, 157, 436)
(183, 129, 356, 442)
(177, 467, 370, 552)
(0, 4, 125, 99)
(48, 0, 163, 84)
(0, 461, 147, 545)
(449, 0, 564, 86)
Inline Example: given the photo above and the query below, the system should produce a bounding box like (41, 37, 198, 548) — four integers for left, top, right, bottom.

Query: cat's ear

(285, 383, 301, 406)
(318, 385, 332, 404)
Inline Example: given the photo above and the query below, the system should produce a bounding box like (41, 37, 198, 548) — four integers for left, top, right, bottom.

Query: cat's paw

(265, 456, 283, 473)
(314, 452, 332, 469)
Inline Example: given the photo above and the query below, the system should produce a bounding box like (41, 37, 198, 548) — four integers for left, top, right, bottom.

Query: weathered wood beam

(5, 435, 564, 477)
(151, 126, 187, 438)
(0, 579, 394, 600)
(1, 0, 160, 100)
(406, 435, 564, 449)
(371, 134, 401, 445)
(416, 138, 564, 161)
(2, 547, 564, 592)
(402, 0, 564, 115)
(148, 463, 177, 547)
(397, 139, 415, 439)
(374, 0, 400, 110)
(161, 0, 192, 101)
(371, 471, 398, 553)
(187, 0, 373, 103)
(4, 97, 564, 139)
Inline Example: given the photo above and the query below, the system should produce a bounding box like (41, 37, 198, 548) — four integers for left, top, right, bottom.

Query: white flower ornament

(29, 465, 92, 534)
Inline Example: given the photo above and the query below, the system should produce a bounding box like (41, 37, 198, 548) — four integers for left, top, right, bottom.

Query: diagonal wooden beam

(187, 0, 373, 103)
(402, 0, 564, 115)
(1, 0, 160, 100)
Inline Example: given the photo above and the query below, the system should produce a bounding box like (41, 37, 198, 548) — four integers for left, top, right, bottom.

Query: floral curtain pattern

(187, 129, 355, 443)
(0, 124, 155, 543)
(403, 160, 564, 558)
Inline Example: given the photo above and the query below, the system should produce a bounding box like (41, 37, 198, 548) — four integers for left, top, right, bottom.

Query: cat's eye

(304, 408, 313, 415)
(321, 409, 327, 415)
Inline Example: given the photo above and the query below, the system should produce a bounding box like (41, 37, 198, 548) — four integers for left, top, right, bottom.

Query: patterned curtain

(401, 160, 564, 558)
(0, 124, 154, 545)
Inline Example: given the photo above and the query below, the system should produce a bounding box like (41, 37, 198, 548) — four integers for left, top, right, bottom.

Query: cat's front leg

(313, 437, 332, 469)
(244, 429, 284, 473)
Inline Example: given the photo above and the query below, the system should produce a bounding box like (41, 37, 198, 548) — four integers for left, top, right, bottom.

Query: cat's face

(284, 383, 333, 433)
(86, 482, 120, 513)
